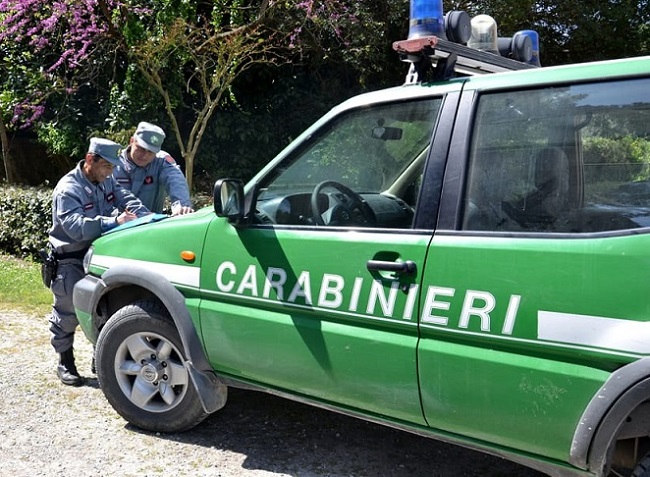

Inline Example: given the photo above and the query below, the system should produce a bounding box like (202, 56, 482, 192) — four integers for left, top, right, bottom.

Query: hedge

(0, 185, 52, 259)
(0, 185, 213, 260)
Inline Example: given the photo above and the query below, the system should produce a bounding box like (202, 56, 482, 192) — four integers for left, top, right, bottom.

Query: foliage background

(0, 0, 648, 258)
(0, 184, 213, 259)
(0, 185, 51, 257)
(1, 0, 646, 189)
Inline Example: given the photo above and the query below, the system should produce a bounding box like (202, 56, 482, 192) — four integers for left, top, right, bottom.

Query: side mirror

(213, 178, 245, 220)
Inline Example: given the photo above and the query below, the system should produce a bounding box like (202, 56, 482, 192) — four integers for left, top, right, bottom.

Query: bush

(0, 185, 52, 259)
(190, 192, 213, 210)
(0, 184, 213, 260)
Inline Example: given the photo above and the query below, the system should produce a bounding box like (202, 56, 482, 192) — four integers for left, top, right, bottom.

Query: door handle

(366, 260, 417, 275)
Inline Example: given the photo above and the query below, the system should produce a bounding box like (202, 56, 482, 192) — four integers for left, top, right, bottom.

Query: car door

(418, 73, 650, 462)
(198, 88, 460, 425)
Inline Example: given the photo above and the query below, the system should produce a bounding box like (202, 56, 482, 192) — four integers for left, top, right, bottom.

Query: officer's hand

(117, 209, 137, 225)
(171, 202, 194, 216)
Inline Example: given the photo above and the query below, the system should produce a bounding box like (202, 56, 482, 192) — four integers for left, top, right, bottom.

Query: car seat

(503, 147, 570, 230)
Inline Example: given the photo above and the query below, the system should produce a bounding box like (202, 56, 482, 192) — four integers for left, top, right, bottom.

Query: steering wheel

(311, 180, 377, 227)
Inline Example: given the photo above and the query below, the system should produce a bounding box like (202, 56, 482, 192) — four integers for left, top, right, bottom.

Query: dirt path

(0, 309, 545, 476)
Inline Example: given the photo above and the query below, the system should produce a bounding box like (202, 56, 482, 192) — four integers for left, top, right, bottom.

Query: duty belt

(54, 249, 88, 260)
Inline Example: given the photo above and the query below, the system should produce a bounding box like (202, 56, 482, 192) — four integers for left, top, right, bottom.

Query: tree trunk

(184, 151, 194, 192)
(0, 118, 18, 183)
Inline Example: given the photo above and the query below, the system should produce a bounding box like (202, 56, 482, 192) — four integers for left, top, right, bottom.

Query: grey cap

(134, 121, 165, 153)
(88, 138, 122, 166)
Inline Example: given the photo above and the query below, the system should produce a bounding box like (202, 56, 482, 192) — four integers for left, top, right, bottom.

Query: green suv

(74, 40, 650, 476)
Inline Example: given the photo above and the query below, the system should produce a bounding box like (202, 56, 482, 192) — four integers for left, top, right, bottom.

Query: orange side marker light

(180, 250, 196, 262)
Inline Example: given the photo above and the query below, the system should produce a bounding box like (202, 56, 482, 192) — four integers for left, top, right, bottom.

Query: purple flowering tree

(0, 0, 365, 188)
(0, 0, 122, 180)
(0, 0, 118, 123)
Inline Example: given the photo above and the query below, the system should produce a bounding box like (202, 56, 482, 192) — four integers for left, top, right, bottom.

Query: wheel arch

(92, 264, 227, 414)
(570, 357, 650, 475)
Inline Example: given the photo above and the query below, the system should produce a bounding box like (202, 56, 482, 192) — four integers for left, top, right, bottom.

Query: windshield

(258, 99, 441, 200)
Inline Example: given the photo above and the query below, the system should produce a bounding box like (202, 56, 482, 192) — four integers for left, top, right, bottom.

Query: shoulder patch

(164, 154, 177, 165)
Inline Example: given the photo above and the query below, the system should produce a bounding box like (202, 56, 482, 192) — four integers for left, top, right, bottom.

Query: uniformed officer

(113, 122, 194, 215)
(48, 138, 150, 386)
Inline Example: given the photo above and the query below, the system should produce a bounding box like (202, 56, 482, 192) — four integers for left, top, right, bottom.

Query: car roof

(247, 54, 650, 191)
(460, 54, 650, 91)
(337, 54, 650, 106)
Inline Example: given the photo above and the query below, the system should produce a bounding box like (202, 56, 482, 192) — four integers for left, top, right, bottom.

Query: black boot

(57, 348, 83, 386)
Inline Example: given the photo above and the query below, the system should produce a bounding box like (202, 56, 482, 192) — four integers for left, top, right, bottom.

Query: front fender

(73, 265, 226, 414)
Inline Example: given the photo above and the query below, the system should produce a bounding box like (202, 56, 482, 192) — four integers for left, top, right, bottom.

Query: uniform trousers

(49, 258, 84, 353)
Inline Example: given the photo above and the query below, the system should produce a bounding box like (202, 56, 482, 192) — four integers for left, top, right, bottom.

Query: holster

(38, 247, 58, 288)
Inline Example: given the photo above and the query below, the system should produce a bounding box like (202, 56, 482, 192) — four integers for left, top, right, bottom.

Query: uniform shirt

(49, 161, 149, 254)
(113, 147, 192, 214)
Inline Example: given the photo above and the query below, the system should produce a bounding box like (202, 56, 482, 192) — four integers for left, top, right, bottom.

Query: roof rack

(392, 36, 537, 84)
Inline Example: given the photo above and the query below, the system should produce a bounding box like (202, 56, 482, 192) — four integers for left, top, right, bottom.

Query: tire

(95, 300, 210, 432)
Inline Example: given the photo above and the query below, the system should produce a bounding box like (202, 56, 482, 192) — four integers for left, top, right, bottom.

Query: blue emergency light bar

(519, 30, 541, 66)
(408, 0, 445, 39)
(397, 0, 541, 82)
(498, 31, 533, 63)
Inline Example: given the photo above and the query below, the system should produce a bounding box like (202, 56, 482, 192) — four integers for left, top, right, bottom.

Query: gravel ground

(0, 308, 546, 477)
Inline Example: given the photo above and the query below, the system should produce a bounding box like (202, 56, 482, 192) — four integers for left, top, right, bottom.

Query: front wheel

(95, 300, 210, 432)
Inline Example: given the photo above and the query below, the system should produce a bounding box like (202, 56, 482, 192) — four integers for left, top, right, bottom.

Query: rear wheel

(608, 445, 650, 477)
(632, 454, 650, 477)
(96, 300, 210, 432)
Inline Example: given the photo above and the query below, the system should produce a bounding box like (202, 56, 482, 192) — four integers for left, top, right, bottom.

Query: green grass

(0, 254, 52, 315)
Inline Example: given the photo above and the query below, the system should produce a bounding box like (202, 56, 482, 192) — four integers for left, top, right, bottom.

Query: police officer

(113, 122, 194, 215)
(48, 138, 149, 386)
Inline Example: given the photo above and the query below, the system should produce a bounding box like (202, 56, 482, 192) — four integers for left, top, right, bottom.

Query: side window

(462, 78, 650, 233)
(254, 98, 442, 229)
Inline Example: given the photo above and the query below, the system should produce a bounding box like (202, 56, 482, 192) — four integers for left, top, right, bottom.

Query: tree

(6, 0, 645, 189)
(0, 0, 123, 182)
(0, 33, 54, 182)
(122, 3, 284, 190)
(457, 0, 650, 65)
(0, 114, 16, 182)
(110, 0, 405, 190)
(0, 0, 388, 189)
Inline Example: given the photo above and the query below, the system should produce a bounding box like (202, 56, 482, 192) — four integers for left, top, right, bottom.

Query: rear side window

(462, 78, 650, 233)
